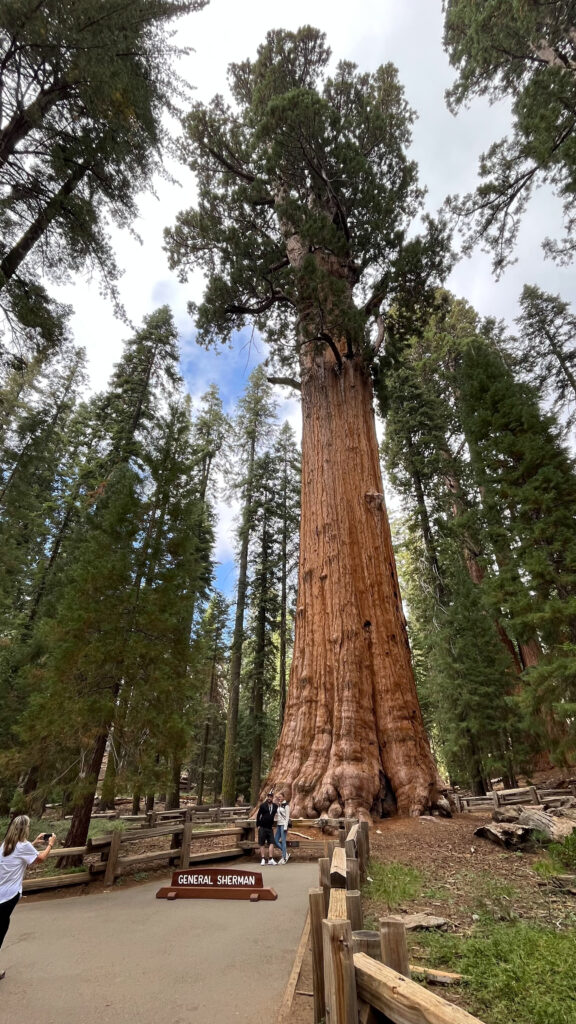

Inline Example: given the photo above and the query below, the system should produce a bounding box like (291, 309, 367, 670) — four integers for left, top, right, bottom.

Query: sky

(53, 0, 575, 586)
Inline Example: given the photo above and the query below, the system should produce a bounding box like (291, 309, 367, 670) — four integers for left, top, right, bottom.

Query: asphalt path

(1, 859, 318, 1023)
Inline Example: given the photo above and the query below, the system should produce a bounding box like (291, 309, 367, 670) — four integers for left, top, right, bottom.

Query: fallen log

(517, 808, 576, 841)
(388, 913, 448, 931)
(478, 807, 576, 849)
(474, 822, 533, 849)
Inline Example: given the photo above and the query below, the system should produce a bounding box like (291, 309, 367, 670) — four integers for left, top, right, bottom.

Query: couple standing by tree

(256, 791, 290, 866)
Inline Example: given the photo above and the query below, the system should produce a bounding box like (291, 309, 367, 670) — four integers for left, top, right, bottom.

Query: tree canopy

(0, 0, 207, 360)
(443, 0, 576, 271)
(166, 25, 450, 371)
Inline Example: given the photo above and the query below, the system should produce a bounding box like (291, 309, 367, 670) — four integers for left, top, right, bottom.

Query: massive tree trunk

(265, 351, 440, 818)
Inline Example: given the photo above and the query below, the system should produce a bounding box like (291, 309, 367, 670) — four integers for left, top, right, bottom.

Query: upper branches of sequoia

(166, 26, 451, 370)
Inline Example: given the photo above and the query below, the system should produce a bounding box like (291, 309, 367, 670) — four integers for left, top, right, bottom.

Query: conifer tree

(194, 593, 230, 805)
(0, 0, 207, 348)
(379, 308, 522, 791)
(243, 450, 281, 803)
(20, 307, 186, 851)
(271, 421, 300, 724)
(455, 328, 576, 759)
(515, 285, 576, 431)
(383, 291, 576, 772)
(221, 366, 277, 805)
(166, 27, 450, 816)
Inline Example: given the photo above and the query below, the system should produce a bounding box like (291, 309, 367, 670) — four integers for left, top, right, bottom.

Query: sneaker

(279, 857, 286, 865)
(268, 858, 277, 865)
(260, 858, 266, 865)
(285, 852, 290, 862)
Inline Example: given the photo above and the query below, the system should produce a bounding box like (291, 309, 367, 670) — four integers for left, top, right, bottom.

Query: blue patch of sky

(179, 324, 268, 415)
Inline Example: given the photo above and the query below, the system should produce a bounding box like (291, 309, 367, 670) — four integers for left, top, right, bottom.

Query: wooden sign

(156, 866, 277, 901)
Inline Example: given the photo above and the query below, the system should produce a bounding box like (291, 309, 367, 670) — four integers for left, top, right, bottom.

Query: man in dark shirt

(256, 790, 278, 865)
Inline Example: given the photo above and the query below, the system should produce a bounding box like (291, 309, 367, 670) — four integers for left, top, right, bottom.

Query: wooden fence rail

(308, 819, 487, 1024)
(456, 784, 576, 812)
(23, 812, 362, 894)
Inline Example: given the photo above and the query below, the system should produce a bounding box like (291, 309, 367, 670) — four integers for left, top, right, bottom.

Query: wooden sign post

(156, 867, 277, 901)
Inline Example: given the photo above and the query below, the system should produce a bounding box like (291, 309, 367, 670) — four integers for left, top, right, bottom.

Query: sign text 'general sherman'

(174, 871, 259, 887)
(156, 866, 277, 902)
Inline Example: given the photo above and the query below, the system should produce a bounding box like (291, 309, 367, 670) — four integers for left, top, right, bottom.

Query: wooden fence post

(346, 889, 363, 931)
(104, 830, 121, 886)
(330, 847, 347, 888)
(319, 857, 331, 916)
(345, 837, 356, 861)
(380, 917, 410, 977)
(180, 820, 193, 869)
(346, 857, 360, 893)
(309, 888, 326, 1024)
(322, 919, 358, 1024)
(352, 930, 381, 960)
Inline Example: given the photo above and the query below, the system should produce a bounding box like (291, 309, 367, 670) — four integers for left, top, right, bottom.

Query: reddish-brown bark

(265, 349, 440, 818)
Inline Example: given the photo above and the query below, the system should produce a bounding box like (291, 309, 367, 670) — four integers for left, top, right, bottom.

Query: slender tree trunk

(197, 643, 220, 805)
(265, 353, 440, 818)
(0, 77, 68, 170)
(250, 596, 267, 805)
(58, 732, 109, 866)
(165, 755, 181, 811)
(99, 744, 117, 811)
(543, 326, 576, 399)
(221, 437, 255, 804)
(0, 163, 88, 286)
(409, 455, 447, 607)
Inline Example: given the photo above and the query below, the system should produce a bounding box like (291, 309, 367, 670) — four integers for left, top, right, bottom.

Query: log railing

(23, 812, 360, 893)
(455, 785, 576, 812)
(308, 820, 487, 1024)
(23, 817, 250, 892)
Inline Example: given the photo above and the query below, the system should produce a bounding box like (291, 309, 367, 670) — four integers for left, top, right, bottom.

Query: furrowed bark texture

(266, 352, 439, 818)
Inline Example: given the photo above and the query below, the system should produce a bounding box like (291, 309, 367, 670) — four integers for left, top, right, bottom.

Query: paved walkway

(1, 860, 317, 1023)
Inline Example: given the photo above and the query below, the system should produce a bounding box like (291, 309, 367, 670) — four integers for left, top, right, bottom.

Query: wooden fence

(455, 785, 575, 812)
(23, 811, 356, 893)
(309, 820, 487, 1024)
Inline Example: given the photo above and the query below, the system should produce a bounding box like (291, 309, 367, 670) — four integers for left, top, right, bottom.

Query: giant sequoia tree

(166, 27, 450, 817)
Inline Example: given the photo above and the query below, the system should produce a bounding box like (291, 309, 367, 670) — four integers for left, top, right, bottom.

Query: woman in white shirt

(0, 815, 56, 979)
(274, 792, 291, 864)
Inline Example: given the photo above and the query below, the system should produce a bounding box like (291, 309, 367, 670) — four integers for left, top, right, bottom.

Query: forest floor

(289, 803, 576, 1024)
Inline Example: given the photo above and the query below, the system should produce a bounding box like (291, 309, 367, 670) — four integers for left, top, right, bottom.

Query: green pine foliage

(221, 365, 278, 804)
(514, 284, 576, 432)
(443, 0, 576, 269)
(381, 289, 576, 784)
(166, 25, 450, 369)
(0, 0, 207, 352)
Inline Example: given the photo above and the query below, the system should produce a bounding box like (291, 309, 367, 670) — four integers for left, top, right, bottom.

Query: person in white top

(0, 815, 56, 980)
(274, 792, 291, 864)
